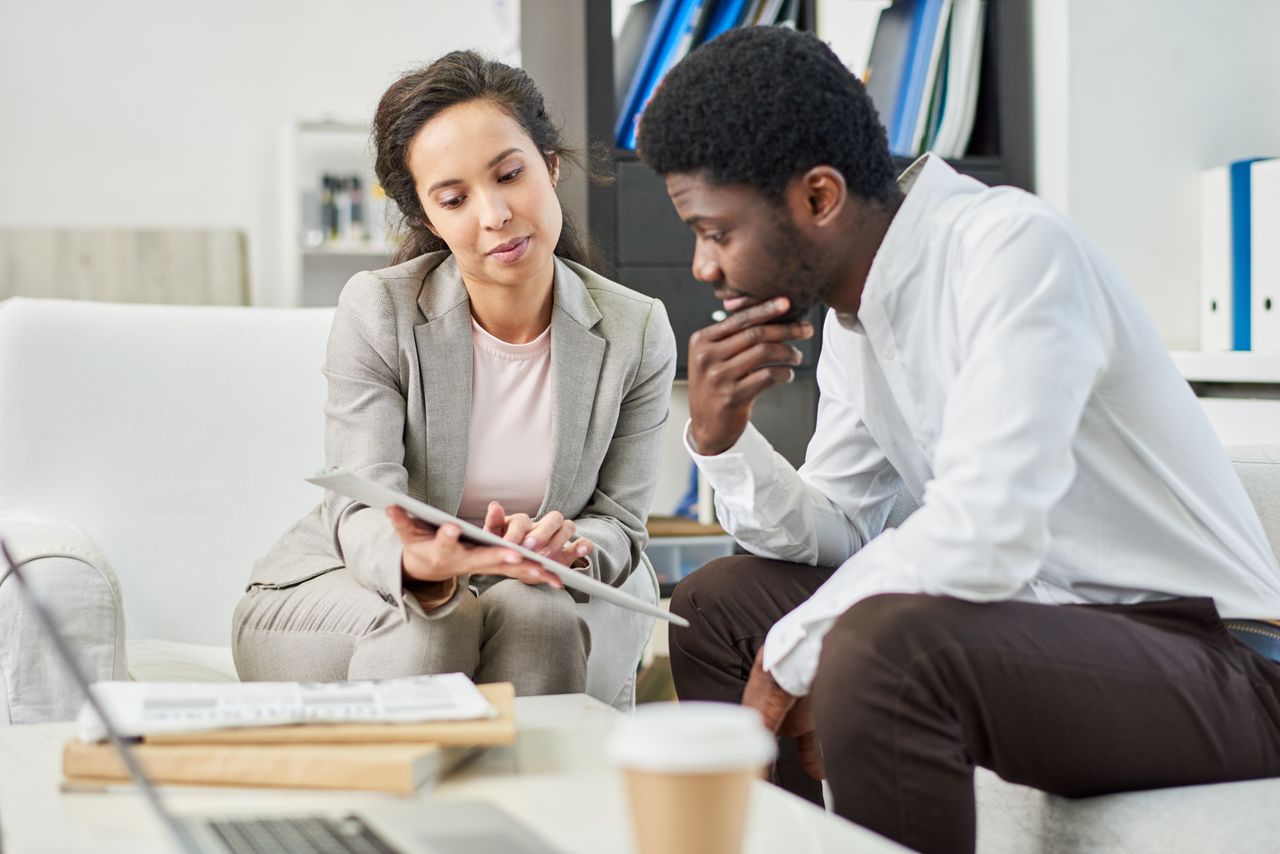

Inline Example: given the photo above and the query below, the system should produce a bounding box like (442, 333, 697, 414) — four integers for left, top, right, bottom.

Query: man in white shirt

(636, 25, 1280, 854)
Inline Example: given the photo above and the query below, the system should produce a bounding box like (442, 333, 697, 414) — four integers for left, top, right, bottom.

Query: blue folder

(890, 0, 948, 157)
(701, 0, 752, 44)
(1230, 158, 1269, 350)
(616, 0, 711, 150)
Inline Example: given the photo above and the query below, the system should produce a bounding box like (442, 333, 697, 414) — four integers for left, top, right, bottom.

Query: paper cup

(609, 702, 776, 854)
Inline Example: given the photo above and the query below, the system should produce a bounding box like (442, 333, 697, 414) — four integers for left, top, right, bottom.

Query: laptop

(0, 538, 565, 854)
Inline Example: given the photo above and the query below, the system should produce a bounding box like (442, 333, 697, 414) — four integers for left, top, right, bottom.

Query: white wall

(0, 1, 518, 305)
(1033, 0, 1280, 350)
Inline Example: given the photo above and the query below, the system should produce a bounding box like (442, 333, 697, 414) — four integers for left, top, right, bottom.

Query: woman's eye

(500, 167, 523, 182)
(439, 195, 464, 210)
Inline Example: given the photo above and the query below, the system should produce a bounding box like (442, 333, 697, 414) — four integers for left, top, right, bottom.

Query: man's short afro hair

(637, 25, 897, 203)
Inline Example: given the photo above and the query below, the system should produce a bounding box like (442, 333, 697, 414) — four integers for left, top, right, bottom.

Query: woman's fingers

(522, 512, 566, 552)
(483, 501, 506, 535)
(539, 519, 576, 558)
(387, 506, 437, 542)
(565, 537, 594, 566)
(503, 513, 534, 546)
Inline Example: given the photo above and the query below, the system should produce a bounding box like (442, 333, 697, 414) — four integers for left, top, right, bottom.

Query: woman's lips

(489, 236, 530, 264)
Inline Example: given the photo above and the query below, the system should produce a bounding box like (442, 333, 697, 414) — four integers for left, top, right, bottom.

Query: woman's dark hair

(373, 50, 598, 267)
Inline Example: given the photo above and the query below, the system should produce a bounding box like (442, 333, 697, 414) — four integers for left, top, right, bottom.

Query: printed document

(79, 672, 495, 742)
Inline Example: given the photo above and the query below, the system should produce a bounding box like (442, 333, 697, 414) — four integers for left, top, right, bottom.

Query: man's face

(665, 171, 839, 322)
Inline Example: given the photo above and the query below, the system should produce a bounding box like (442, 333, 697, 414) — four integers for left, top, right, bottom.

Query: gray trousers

(232, 568, 590, 696)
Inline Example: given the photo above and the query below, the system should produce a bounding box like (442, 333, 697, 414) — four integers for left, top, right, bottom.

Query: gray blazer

(247, 252, 676, 620)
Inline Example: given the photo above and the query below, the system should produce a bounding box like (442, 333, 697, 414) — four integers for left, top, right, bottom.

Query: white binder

(1252, 158, 1280, 351)
(1200, 167, 1233, 351)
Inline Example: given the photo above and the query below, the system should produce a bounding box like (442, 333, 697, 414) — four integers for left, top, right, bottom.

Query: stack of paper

(62, 680, 515, 794)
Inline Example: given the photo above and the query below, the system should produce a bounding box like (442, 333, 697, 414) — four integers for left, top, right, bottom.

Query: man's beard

(763, 216, 838, 323)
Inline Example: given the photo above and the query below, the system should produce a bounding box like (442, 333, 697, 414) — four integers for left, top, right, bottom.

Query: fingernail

(577, 544, 589, 555)
(505, 553, 520, 564)
(773, 297, 788, 309)
(522, 537, 537, 549)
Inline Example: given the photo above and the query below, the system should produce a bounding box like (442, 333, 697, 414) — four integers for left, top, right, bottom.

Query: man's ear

(793, 166, 847, 229)
(545, 151, 561, 189)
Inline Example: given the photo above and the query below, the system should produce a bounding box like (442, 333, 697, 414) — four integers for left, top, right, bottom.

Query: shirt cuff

(683, 419, 778, 499)
(763, 611, 822, 697)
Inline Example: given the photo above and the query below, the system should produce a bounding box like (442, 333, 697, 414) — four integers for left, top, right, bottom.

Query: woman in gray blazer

(232, 51, 676, 695)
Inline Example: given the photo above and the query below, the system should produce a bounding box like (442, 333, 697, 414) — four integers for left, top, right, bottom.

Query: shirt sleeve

(765, 207, 1113, 696)
(688, 316, 904, 568)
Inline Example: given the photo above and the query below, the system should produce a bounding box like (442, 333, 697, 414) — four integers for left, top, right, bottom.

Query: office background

(2, 0, 1280, 507)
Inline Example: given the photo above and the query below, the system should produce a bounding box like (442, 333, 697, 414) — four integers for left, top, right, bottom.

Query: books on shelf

(816, 0, 891, 78)
(817, 0, 985, 159)
(612, 0, 989, 157)
(1200, 158, 1278, 352)
(614, 0, 806, 150)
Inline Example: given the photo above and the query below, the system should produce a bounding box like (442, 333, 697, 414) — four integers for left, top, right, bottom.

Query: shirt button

(882, 345, 896, 360)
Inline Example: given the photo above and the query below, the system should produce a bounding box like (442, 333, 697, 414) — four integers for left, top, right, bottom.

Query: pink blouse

(455, 318, 553, 526)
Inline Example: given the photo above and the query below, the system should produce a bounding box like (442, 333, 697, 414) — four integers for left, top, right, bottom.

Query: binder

(880, 0, 950, 157)
(700, 0, 752, 44)
(907, 0, 953, 155)
(864, 0, 915, 145)
(616, 0, 713, 150)
(615, 0, 662, 113)
(930, 0, 985, 158)
(1252, 158, 1280, 351)
(615, 0, 682, 149)
(1201, 166, 1233, 351)
(1200, 159, 1274, 352)
(816, 0, 891, 77)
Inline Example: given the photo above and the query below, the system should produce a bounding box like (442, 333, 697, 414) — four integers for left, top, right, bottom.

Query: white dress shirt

(688, 155, 1280, 697)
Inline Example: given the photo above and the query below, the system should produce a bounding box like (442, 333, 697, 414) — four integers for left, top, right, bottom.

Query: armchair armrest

(0, 513, 127, 723)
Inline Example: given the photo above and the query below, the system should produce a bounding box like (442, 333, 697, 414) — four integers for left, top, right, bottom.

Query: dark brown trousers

(668, 556, 1280, 854)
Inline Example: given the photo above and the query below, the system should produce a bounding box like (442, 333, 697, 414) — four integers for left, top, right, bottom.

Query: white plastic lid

(608, 701, 777, 773)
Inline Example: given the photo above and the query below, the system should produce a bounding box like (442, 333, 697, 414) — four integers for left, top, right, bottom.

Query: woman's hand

(484, 502, 595, 574)
(387, 506, 556, 587)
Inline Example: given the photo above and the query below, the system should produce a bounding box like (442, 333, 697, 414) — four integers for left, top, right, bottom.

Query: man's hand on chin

(742, 648, 824, 780)
(687, 296, 815, 456)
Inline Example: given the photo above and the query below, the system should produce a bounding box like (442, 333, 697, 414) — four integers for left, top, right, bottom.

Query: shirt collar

(858, 153, 985, 313)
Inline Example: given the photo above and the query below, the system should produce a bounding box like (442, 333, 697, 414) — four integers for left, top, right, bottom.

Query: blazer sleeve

(319, 274, 465, 620)
(571, 298, 677, 587)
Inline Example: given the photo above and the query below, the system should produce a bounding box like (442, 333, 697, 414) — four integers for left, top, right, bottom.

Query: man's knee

(669, 555, 746, 624)
(811, 594, 973, 718)
(669, 554, 809, 624)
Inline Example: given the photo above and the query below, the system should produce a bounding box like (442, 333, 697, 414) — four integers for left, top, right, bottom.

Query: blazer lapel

(413, 256, 473, 514)
(540, 259, 605, 517)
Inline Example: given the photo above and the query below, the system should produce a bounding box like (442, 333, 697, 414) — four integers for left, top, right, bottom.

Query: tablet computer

(307, 469, 689, 628)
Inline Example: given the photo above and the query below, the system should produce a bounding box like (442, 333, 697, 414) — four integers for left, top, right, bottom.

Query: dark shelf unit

(576, 0, 1034, 469)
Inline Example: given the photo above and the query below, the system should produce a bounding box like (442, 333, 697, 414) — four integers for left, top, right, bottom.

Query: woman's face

(407, 99, 563, 289)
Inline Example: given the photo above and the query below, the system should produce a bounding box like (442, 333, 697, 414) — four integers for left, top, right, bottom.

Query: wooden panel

(0, 229, 248, 305)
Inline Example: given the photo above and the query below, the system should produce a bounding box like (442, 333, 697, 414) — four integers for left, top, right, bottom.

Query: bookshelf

(524, 0, 1034, 468)
(278, 120, 396, 307)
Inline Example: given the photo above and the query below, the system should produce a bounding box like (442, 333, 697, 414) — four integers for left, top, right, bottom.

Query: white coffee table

(0, 694, 907, 853)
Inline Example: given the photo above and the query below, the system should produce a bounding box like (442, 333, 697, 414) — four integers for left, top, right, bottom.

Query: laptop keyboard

(205, 814, 400, 854)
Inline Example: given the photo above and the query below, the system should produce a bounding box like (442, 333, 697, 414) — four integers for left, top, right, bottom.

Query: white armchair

(0, 297, 657, 722)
